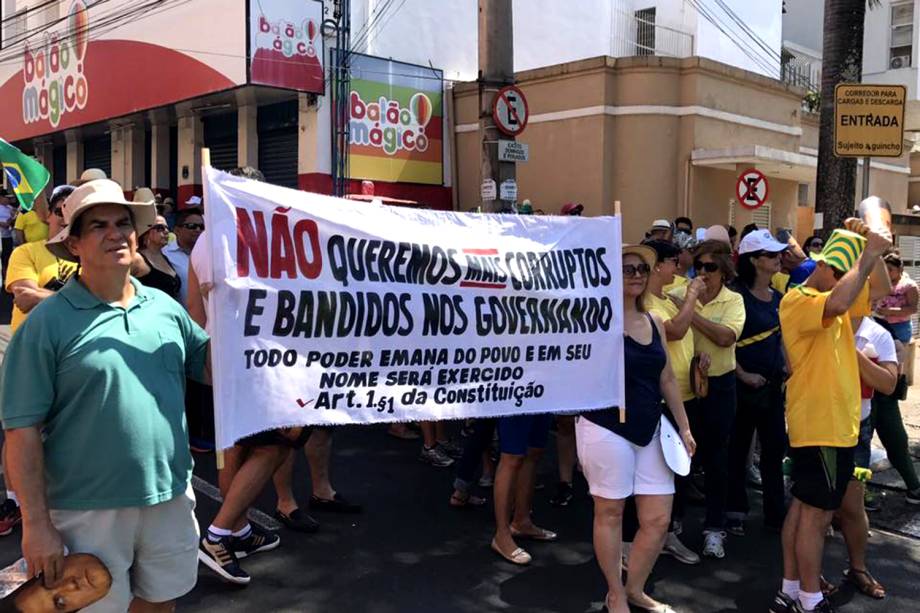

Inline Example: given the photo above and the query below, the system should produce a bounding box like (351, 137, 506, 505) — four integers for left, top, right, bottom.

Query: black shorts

(236, 425, 331, 449)
(789, 445, 855, 511)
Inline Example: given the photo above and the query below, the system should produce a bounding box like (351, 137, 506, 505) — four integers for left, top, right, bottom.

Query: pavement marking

(191, 474, 282, 531)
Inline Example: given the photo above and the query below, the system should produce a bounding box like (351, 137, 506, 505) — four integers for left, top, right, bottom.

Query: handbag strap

(736, 325, 779, 348)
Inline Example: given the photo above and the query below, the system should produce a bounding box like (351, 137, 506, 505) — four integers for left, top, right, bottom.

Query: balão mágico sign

(249, 0, 324, 93)
(346, 53, 444, 186)
(22, 0, 89, 128)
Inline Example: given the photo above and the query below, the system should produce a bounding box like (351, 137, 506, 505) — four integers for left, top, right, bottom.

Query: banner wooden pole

(199, 148, 224, 471)
(613, 200, 625, 424)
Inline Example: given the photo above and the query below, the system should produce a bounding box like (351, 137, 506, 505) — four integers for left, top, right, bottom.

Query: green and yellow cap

(812, 229, 867, 273)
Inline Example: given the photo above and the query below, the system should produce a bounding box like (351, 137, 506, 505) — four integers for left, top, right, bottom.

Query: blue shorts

(890, 320, 912, 344)
(497, 413, 554, 455)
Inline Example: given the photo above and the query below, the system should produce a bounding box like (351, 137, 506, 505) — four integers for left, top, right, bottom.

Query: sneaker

(747, 464, 763, 488)
(232, 525, 280, 559)
(662, 531, 700, 565)
(906, 487, 920, 505)
(702, 530, 726, 559)
(864, 489, 883, 512)
(795, 597, 836, 612)
(0, 500, 21, 537)
(726, 518, 745, 537)
(549, 482, 574, 507)
(437, 439, 464, 459)
(769, 590, 797, 613)
(419, 445, 454, 467)
(198, 537, 250, 585)
(477, 474, 494, 488)
(670, 519, 684, 536)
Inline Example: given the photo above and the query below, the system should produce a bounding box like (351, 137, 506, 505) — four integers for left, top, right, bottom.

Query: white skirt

(575, 416, 675, 500)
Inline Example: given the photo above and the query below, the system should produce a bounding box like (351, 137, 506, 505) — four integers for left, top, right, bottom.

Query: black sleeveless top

(583, 313, 667, 446)
(138, 252, 182, 302)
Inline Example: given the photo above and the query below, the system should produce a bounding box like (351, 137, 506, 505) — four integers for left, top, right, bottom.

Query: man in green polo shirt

(0, 179, 209, 612)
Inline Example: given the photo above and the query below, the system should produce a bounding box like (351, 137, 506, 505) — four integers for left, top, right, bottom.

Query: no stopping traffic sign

(735, 168, 769, 210)
(492, 85, 529, 137)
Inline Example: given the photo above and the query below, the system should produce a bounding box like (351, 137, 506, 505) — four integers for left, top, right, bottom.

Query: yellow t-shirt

(780, 285, 869, 448)
(772, 272, 790, 295)
(13, 210, 49, 243)
(6, 241, 78, 332)
(670, 283, 746, 377)
(664, 274, 689, 294)
(646, 292, 695, 401)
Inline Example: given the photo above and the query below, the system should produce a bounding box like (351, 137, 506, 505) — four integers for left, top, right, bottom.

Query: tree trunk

(815, 0, 867, 235)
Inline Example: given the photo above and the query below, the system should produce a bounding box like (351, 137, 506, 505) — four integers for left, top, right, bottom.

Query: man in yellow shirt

(642, 239, 707, 565)
(12, 208, 48, 245)
(774, 226, 890, 613)
(6, 186, 77, 332)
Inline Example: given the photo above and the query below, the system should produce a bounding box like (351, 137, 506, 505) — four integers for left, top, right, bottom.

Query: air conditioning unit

(891, 55, 911, 69)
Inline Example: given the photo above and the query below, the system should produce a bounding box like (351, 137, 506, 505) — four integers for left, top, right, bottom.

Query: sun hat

(623, 244, 657, 271)
(812, 228, 867, 274)
(72, 168, 107, 186)
(560, 202, 583, 216)
(650, 219, 671, 231)
(46, 179, 156, 261)
(659, 415, 691, 476)
(703, 225, 732, 246)
(738, 229, 789, 255)
(133, 187, 156, 203)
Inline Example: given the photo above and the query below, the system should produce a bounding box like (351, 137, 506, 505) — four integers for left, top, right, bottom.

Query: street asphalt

(0, 290, 918, 611)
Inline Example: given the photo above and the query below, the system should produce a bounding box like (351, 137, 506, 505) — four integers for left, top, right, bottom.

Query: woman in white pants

(578, 245, 696, 613)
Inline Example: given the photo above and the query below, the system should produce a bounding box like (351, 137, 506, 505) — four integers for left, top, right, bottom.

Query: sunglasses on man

(150, 224, 169, 233)
(178, 222, 204, 231)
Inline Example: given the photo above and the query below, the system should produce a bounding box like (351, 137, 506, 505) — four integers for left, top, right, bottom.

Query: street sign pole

(862, 156, 870, 200)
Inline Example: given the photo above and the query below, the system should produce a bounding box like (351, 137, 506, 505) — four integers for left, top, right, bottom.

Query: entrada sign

(834, 84, 906, 157)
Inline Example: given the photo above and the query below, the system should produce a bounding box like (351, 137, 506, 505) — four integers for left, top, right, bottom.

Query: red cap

(560, 202, 584, 216)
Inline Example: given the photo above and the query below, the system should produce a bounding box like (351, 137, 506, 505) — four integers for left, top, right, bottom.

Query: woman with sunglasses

(803, 235, 824, 257)
(578, 245, 695, 613)
(725, 231, 788, 537)
(669, 239, 745, 559)
(131, 214, 181, 302)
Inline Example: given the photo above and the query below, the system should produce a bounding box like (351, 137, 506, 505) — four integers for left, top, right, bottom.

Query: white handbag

(659, 415, 691, 476)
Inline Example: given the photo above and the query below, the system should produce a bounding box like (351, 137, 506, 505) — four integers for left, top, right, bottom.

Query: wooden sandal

(843, 567, 886, 599)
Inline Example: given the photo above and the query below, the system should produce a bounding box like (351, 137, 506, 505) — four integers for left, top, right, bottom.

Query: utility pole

(478, 0, 514, 213)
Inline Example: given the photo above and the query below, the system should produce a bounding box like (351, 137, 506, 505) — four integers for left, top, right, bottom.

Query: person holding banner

(577, 244, 695, 613)
(0, 179, 206, 611)
(669, 239, 745, 560)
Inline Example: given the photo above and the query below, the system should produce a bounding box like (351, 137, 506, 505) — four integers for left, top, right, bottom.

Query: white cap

(738, 229, 789, 255)
(185, 195, 202, 207)
(650, 219, 671, 230)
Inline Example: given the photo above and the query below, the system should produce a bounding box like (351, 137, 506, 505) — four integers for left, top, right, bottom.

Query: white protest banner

(204, 167, 624, 449)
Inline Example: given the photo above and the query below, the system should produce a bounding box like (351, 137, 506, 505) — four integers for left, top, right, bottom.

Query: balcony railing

(611, 11, 695, 59)
(781, 52, 820, 93)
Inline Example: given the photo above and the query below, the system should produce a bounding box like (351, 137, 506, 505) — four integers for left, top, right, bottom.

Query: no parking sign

(735, 168, 769, 210)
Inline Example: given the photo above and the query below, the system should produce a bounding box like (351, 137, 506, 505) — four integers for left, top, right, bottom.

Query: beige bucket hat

(46, 179, 156, 261)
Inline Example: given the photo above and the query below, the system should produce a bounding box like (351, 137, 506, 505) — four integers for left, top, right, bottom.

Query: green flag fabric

(0, 138, 50, 212)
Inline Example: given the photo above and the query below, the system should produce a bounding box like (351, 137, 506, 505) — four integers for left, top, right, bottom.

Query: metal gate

(258, 100, 298, 189)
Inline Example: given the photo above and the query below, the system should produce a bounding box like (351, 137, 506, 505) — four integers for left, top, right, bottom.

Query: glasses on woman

(622, 263, 651, 277)
(810, 241, 823, 249)
(694, 261, 720, 273)
(150, 224, 169, 232)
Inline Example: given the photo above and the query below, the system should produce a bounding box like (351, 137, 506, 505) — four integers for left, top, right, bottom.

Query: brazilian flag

(0, 138, 50, 212)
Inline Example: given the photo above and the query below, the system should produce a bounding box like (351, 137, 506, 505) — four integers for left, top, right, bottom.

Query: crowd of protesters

(0, 170, 917, 613)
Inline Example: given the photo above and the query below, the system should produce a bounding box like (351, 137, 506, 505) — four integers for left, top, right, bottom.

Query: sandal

(843, 567, 886, 599)
(449, 492, 487, 508)
(510, 525, 558, 541)
(490, 538, 531, 565)
(820, 575, 838, 597)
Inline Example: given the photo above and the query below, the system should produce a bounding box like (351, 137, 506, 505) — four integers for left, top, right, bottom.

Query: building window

(797, 183, 809, 205)
(635, 7, 656, 56)
(2, 10, 26, 50)
(890, 2, 914, 70)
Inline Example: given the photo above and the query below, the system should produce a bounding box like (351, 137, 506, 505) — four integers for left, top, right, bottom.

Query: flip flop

(490, 539, 531, 565)
(510, 526, 558, 541)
